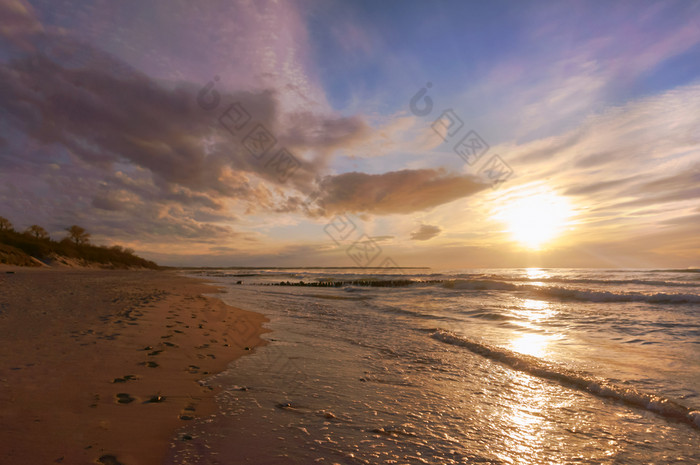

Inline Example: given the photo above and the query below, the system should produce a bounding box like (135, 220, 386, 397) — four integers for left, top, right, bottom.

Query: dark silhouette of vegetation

(66, 225, 90, 245)
(0, 217, 159, 269)
(0, 216, 12, 232)
(26, 225, 49, 240)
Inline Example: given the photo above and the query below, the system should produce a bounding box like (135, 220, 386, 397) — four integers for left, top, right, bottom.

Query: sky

(1, 0, 699, 269)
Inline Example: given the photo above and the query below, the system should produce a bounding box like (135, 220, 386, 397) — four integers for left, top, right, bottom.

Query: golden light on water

(525, 268, 549, 281)
(496, 190, 573, 249)
(510, 333, 551, 357)
(513, 298, 557, 321)
(510, 297, 558, 357)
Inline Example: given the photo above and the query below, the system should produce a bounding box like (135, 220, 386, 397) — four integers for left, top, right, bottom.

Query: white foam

(431, 329, 700, 430)
(442, 280, 700, 304)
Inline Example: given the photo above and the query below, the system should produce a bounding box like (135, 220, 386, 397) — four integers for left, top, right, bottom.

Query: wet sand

(0, 267, 268, 465)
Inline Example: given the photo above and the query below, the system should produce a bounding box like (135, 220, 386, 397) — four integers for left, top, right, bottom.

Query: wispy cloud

(410, 224, 442, 241)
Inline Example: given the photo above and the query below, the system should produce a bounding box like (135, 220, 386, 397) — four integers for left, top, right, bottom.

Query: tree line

(0, 216, 158, 269)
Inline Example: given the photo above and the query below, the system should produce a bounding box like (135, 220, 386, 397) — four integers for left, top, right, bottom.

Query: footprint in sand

(138, 361, 159, 368)
(112, 375, 138, 383)
(115, 393, 135, 404)
(97, 454, 125, 465)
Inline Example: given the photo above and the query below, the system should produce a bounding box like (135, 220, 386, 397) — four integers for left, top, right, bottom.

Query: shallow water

(168, 268, 700, 464)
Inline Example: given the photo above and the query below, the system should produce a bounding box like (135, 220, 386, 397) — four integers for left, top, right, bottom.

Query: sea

(167, 268, 700, 465)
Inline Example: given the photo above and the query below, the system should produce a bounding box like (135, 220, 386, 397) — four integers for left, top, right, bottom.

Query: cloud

(563, 175, 639, 196)
(297, 169, 489, 216)
(0, 51, 335, 192)
(0, 0, 43, 51)
(410, 224, 442, 241)
(0, 32, 377, 238)
(0, 17, 490, 254)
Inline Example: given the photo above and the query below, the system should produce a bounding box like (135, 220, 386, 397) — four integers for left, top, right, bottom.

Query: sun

(496, 190, 573, 249)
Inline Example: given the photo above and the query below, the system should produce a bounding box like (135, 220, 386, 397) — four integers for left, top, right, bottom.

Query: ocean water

(168, 268, 700, 464)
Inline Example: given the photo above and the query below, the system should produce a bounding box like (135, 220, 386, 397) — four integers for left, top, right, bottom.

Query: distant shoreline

(169, 266, 432, 270)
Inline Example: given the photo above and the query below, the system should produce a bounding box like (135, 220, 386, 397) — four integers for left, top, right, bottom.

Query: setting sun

(497, 191, 573, 249)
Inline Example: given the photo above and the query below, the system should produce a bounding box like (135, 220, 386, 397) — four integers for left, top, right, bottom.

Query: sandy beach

(0, 267, 268, 465)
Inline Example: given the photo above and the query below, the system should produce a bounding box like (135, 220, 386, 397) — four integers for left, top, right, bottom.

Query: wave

(442, 280, 700, 304)
(443, 279, 519, 291)
(431, 330, 700, 430)
(650, 268, 700, 273)
(504, 277, 700, 288)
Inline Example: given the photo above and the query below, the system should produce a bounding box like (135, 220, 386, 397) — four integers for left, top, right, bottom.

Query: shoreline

(0, 267, 268, 465)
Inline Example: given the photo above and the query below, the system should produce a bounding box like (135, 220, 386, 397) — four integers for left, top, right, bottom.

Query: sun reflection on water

(510, 298, 559, 357)
(494, 371, 553, 464)
(510, 333, 551, 357)
(513, 298, 557, 322)
(525, 268, 550, 287)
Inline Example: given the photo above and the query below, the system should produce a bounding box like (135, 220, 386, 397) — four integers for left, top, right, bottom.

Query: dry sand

(0, 267, 268, 465)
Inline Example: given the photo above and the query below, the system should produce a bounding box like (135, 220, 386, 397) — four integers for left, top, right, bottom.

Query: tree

(26, 225, 49, 240)
(66, 225, 90, 246)
(0, 216, 13, 232)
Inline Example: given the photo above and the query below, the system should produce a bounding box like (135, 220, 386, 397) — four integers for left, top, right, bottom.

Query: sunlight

(510, 333, 551, 357)
(496, 190, 573, 249)
(513, 298, 557, 322)
(525, 268, 549, 281)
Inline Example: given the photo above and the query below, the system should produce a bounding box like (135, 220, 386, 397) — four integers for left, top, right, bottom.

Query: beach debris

(144, 394, 166, 404)
(276, 401, 305, 411)
(115, 393, 135, 404)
